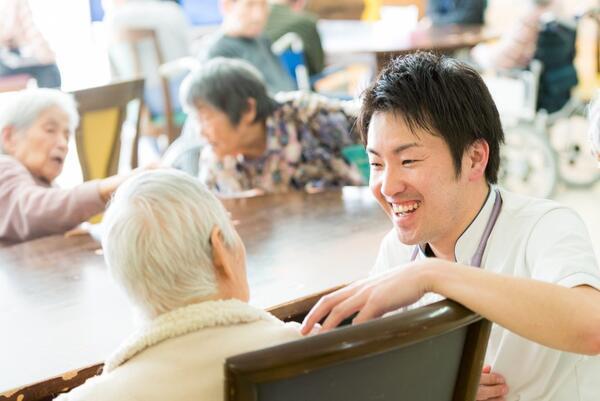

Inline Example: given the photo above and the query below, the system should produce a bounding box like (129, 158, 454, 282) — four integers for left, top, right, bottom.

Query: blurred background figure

(471, 0, 553, 71)
(264, 0, 325, 77)
(198, 0, 296, 93)
(179, 58, 365, 195)
(103, 0, 192, 153)
(589, 92, 600, 163)
(422, 0, 486, 26)
(0, 89, 130, 242)
(0, 0, 61, 88)
(55, 169, 302, 401)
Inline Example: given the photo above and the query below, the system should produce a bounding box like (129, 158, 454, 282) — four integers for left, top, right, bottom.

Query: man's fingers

(476, 384, 509, 400)
(480, 373, 506, 385)
(319, 290, 368, 332)
(300, 287, 355, 335)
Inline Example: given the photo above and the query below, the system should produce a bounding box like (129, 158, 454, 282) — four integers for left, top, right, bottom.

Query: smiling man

(301, 52, 600, 401)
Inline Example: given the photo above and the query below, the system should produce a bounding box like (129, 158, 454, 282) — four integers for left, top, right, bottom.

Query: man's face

(224, 0, 268, 38)
(367, 112, 472, 249)
(4, 106, 70, 182)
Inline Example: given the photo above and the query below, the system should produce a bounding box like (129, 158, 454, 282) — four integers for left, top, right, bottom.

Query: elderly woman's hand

(98, 164, 165, 203)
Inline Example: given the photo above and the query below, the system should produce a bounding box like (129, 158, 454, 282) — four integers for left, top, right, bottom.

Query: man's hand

(300, 259, 440, 335)
(477, 365, 508, 401)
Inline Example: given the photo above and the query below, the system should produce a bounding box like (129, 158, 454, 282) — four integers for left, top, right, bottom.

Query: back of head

(0, 89, 79, 153)
(358, 52, 505, 184)
(102, 169, 238, 319)
(180, 57, 277, 125)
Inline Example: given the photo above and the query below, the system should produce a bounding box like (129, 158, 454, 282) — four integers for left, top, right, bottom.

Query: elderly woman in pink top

(0, 88, 127, 242)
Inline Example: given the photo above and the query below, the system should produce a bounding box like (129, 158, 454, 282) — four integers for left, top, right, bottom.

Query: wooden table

(0, 187, 390, 399)
(318, 20, 497, 70)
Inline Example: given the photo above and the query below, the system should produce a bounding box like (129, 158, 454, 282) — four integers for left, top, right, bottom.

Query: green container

(342, 144, 370, 184)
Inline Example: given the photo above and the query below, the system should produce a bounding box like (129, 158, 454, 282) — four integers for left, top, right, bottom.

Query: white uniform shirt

(371, 187, 600, 401)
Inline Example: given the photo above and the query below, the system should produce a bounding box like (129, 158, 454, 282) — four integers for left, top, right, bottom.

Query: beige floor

(553, 181, 600, 260)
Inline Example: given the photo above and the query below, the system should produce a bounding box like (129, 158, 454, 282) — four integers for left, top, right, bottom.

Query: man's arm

(301, 258, 600, 354)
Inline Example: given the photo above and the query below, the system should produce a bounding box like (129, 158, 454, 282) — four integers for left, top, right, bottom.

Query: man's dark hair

(358, 52, 504, 183)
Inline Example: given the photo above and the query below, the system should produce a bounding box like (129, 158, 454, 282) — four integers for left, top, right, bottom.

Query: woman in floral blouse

(180, 57, 365, 195)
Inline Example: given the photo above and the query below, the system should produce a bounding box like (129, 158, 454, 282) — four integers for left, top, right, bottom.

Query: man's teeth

(391, 202, 420, 215)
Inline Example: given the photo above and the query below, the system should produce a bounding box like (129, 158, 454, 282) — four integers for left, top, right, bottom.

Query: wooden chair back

(227, 298, 491, 401)
(71, 78, 144, 181)
(109, 28, 181, 144)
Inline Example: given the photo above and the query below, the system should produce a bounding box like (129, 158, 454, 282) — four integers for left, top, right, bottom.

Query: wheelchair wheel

(548, 109, 600, 187)
(499, 123, 558, 198)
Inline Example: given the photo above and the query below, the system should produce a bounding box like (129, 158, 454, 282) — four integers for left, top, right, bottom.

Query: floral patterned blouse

(199, 92, 365, 195)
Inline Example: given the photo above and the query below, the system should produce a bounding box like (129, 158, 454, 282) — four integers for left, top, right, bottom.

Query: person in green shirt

(264, 0, 325, 76)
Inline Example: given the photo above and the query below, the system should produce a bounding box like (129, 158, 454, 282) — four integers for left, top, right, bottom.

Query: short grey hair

(0, 89, 79, 153)
(180, 57, 279, 125)
(101, 169, 238, 319)
(589, 91, 600, 158)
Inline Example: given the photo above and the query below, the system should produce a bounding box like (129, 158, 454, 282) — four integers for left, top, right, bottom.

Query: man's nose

(380, 166, 407, 198)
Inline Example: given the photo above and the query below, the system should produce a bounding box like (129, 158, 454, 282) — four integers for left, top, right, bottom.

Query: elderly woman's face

(5, 106, 70, 182)
(195, 103, 245, 159)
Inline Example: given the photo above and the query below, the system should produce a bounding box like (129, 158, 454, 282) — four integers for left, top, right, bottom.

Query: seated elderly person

(199, 0, 295, 93)
(180, 57, 365, 195)
(0, 89, 128, 242)
(55, 170, 302, 401)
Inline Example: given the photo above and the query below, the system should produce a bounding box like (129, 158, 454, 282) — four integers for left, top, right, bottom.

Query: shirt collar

(417, 185, 497, 265)
(454, 186, 497, 265)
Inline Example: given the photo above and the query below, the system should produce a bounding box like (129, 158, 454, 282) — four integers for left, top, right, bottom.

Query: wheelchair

(484, 11, 599, 199)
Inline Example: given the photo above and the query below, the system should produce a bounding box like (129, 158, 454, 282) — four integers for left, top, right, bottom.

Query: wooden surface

(0, 187, 389, 397)
(318, 20, 497, 69)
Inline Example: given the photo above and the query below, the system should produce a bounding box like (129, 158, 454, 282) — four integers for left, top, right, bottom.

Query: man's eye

(402, 160, 418, 166)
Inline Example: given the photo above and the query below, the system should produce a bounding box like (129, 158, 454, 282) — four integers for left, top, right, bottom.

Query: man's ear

(210, 226, 235, 281)
(240, 98, 257, 126)
(465, 139, 489, 182)
(1, 126, 16, 154)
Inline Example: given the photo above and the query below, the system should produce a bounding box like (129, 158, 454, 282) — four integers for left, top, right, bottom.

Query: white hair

(588, 91, 600, 158)
(101, 169, 238, 319)
(0, 88, 79, 153)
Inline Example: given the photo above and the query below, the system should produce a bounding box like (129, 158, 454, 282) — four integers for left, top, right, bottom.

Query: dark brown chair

(227, 298, 491, 401)
(71, 78, 144, 181)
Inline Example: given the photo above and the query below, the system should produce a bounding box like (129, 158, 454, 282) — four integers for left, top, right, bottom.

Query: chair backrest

(226, 299, 491, 401)
(109, 28, 182, 144)
(71, 78, 144, 181)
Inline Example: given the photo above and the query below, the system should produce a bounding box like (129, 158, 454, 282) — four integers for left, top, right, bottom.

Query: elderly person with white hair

(55, 169, 301, 401)
(0, 88, 128, 242)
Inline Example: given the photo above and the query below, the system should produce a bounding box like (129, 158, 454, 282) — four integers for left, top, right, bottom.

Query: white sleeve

(370, 229, 412, 277)
(526, 207, 600, 290)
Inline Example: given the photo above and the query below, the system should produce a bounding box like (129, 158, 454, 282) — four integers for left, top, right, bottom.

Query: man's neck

(428, 183, 491, 262)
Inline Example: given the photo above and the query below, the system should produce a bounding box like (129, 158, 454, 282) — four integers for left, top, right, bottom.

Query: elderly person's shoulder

(273, 91, 359, 120)
(0, 154, 39, 181)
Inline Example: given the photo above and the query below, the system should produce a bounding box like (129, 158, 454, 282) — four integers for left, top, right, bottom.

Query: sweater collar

(104, 299, 278, 372)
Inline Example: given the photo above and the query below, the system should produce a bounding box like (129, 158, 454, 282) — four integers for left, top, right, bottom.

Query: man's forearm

(427, 261, 600, 355)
